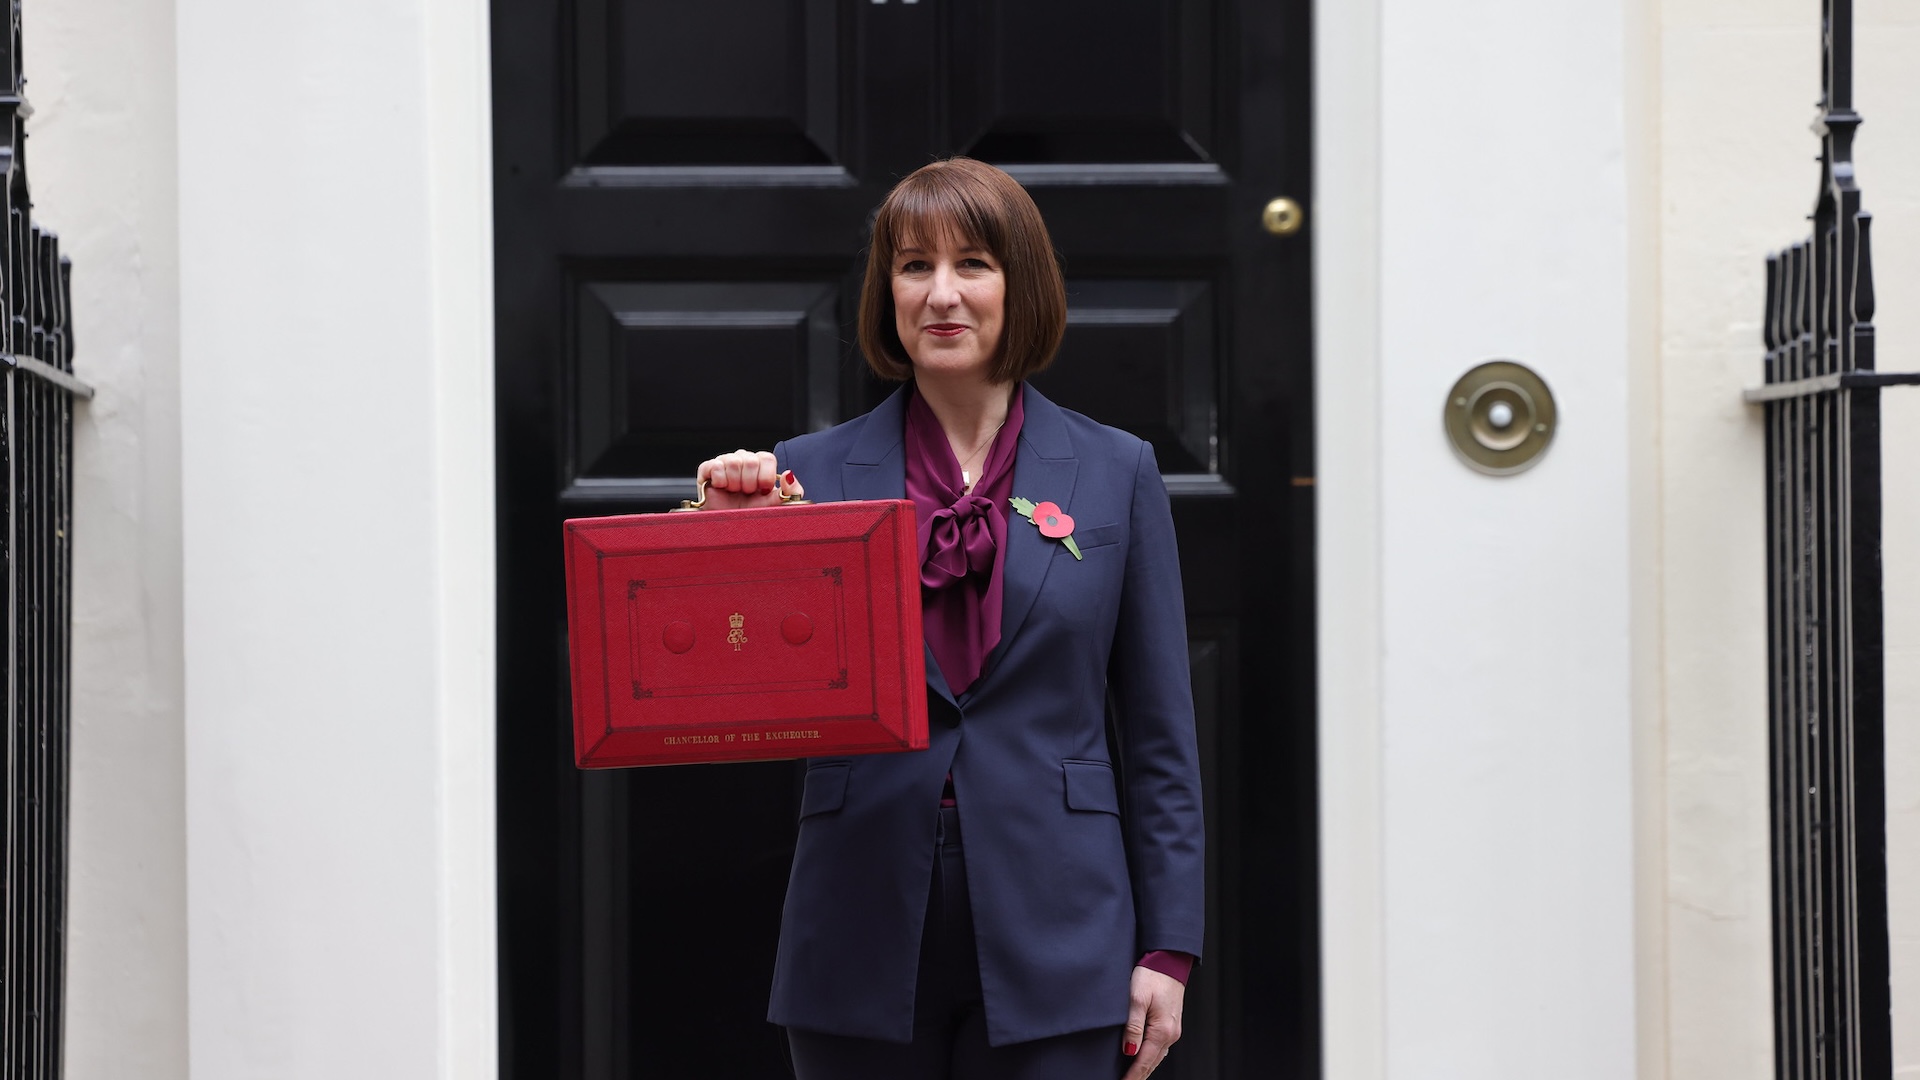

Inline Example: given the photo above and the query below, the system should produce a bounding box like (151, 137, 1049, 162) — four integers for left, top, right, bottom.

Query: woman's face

(890, 228, 1006, 382)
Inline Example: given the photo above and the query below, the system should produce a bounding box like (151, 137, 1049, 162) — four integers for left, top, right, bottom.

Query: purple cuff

(1136, 950, 1194, 985)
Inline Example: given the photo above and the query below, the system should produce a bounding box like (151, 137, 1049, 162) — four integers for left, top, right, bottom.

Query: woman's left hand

(1121, 965, 1185, 1078)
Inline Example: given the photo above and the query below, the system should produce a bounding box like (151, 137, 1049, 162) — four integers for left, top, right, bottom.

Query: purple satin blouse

(903, 383, 1023, 697)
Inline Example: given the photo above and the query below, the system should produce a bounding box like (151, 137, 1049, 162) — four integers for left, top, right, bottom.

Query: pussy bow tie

(922, 493, 996, 589)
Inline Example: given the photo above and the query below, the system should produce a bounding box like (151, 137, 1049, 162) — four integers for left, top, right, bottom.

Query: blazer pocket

(799, 762, 849, 819)
(1076, 523, 1121, 550)
(1062, 759, 1122, 815)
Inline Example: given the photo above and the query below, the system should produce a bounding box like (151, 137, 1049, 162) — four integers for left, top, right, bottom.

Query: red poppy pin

(1010, 496, 1082, 560)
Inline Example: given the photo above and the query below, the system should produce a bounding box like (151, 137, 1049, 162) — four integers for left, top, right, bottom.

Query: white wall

(1320, 1, 1644, 1076)
(1379, 0, 1639, 1072)
(1323, 0, 1920, 1073)
(1651, 1, 1810, 1075)
(174, 0, 497, 1075)
(1857, 1, 1920, 1070)
(1314, 0, 1386, 1073)
(1653, 1, 1920, 1075)
(29, 1, 189, 1077)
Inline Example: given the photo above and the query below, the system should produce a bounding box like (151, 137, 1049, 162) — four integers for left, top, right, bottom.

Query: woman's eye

(898, 260, 930, 273)
(960, 258, 990, 269)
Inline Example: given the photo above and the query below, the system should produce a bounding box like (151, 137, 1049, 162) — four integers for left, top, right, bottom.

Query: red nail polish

(1125, 1043, 1138, 1056)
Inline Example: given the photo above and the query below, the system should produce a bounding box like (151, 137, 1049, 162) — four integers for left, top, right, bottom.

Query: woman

(696, 157, 1202, 1080)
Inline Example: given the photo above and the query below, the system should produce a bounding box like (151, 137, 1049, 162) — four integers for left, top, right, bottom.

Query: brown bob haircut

(858, 157, 1068, 383)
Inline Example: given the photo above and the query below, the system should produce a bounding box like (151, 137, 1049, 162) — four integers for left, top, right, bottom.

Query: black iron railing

(1748, 2, 1910, 1076)
(0, 2, 89, 1076)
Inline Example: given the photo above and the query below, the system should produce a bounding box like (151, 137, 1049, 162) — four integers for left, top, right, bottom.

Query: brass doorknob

(1261, 197, 1305, 237)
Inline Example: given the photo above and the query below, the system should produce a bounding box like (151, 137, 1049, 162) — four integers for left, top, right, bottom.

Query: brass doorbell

(1444, 361, 1557, 475)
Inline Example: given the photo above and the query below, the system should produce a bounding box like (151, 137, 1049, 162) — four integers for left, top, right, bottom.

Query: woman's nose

(927, 265, 962, 309)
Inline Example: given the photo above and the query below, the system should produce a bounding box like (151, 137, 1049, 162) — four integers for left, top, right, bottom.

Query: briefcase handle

(674, 476, 811, 512)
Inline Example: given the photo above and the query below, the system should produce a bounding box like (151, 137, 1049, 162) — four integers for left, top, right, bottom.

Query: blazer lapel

(982, 386, 1077, 685)
(840, 384, 910, 500)
(840, 386, 958, 708)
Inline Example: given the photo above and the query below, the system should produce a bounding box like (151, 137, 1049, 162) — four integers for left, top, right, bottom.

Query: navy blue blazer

(766, 384, 1204, 1047)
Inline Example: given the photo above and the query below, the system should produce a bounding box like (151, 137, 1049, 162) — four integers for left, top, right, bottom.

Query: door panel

(950, 0, 1219, 165)
(571, 281, 841, 483)
(574, 0, 847, 166)
(1035, 279, 1218, 476)
(495, 0, 1317, 1075)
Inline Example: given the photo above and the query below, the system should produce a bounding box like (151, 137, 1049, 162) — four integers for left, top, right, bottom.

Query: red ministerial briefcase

(563, 490, 928, 768)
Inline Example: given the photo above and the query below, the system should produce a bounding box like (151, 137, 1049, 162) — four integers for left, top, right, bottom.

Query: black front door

(493, 2, 1317, 1076)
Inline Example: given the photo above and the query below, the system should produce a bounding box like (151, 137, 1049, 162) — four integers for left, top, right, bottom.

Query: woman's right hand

(694, 449, 803, 510)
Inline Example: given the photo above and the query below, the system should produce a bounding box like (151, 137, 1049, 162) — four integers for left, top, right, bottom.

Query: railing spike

(1852, 211, 1874, 328)
(1764, 254, 1782, 353)
(56, 253, 69, 369)
(1790, 243, 1810, 343)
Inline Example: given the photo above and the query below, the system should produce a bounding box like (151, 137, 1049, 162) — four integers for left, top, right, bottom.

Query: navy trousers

(786, 807, 1129, 1079)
